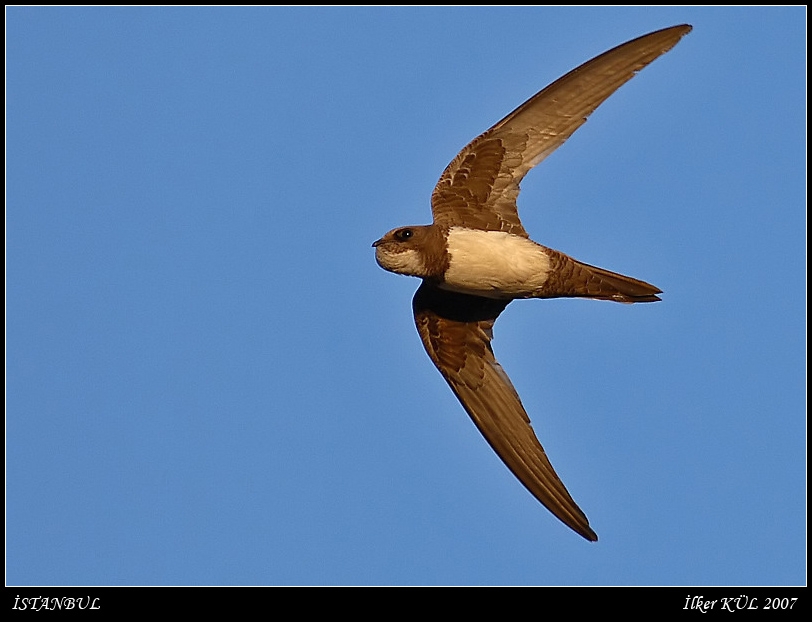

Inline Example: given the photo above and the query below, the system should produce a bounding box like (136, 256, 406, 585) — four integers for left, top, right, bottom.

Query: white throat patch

(375, 246, 425, 277)
(443, 227, 551, 298)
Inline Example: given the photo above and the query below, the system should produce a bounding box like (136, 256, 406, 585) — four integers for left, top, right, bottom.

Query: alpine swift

(372, 25, 691, 541)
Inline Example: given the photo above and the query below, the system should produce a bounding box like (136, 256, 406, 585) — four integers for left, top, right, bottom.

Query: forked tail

(540, 249, 662, 303)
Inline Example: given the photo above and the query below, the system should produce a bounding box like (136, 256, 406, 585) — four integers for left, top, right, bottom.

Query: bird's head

(372, 226, 434, 277)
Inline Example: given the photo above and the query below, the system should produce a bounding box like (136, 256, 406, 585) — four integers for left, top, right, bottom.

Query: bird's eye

(395, 229, 413, 241)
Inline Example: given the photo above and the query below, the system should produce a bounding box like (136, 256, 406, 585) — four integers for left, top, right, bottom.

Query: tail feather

(575, 260, 662, 303)
(540, 249, 662, 303)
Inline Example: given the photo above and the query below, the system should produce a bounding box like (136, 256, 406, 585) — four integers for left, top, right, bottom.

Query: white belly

(442, 227, 551, 298)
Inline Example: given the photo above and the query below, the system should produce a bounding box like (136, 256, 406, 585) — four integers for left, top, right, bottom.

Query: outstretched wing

(430, 24, 692, 236)
(412, 282, 598, 541)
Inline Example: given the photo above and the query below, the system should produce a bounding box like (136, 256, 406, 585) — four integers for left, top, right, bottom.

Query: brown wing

(430, 24, 692, 236)
(413, 282, 598, 541)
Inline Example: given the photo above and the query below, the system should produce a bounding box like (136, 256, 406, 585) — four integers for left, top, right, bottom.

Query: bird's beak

(372, 238, 383, 248)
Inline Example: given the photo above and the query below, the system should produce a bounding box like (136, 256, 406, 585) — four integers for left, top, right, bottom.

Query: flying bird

(372, 25, 691, 541)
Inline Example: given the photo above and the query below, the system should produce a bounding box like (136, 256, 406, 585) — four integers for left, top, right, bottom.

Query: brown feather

(413, 283, 598, 541)
(430, 24, 692, 235)
(535, 248, 663, 303)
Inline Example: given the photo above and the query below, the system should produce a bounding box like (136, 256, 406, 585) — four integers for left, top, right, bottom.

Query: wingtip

(669, 24, 693, 47)
(638, 24, 693, 54)
(568, 516, 599, 542)
(562, 516, 597, 541)
(672, 24, 693, 42)
(656, 23, 693, 38)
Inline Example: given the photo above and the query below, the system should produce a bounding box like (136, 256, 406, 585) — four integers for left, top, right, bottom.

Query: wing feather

(413, 283, 598, 541)
(430, 24, 692, 234)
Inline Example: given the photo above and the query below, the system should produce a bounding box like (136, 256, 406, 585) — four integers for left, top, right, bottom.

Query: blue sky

(6, 7, 805, 586)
